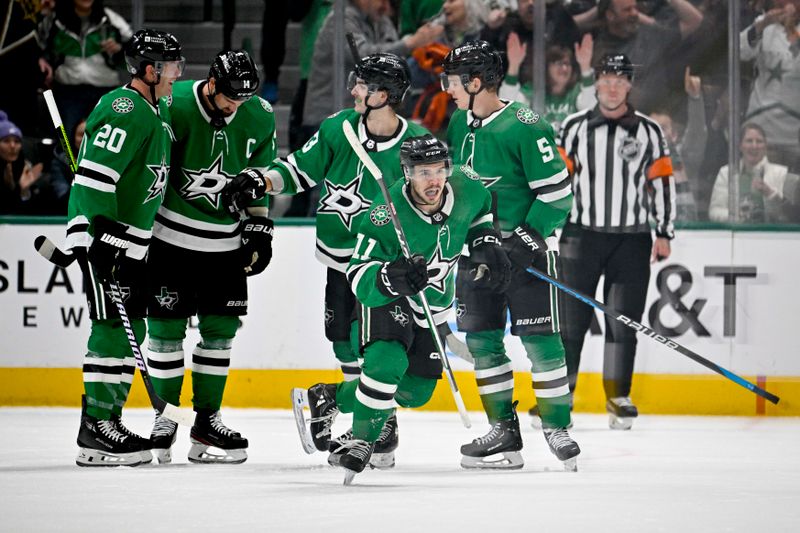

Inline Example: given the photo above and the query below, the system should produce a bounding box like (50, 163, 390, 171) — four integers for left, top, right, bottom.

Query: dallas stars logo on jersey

(179, 153, 235, 209)
(155, 287, 179, 310)
(146, 154, 170, 202)
(390, 305, 409, 327)
(317, 173, 371, 230)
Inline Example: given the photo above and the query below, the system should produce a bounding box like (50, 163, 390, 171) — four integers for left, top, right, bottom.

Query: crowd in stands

(2, 0, 799, 223)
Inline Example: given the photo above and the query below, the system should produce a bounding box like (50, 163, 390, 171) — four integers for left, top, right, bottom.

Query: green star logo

(370, 205, 391, 226)
(111, 97, 134, 114)
(516, 107, 539, 125)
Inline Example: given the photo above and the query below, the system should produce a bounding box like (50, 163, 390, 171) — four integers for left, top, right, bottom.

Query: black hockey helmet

(440, 40, 504, 90)
(348, 53, 411, 105)
(595, 53, 635, 81)
(125, 28, 184, 80)
(400, 134, 452, 180)
(209, 50, 260, 100)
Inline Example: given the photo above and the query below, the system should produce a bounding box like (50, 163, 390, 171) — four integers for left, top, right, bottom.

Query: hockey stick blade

(526, 266, 780, 405)
(34, 235, 75, 267)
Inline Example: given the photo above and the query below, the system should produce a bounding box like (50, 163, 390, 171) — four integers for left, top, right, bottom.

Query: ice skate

(543, 427, 581, 472)
(371, 414, 398, 469)
(291, 383, 339, 454)
(188, 409, 248, 464)
(76, 397, 143, 467)
(111, 414, 152, 464)
(327, 428, 354, 467)
(460, 408, 524, 470)
(607, 397, 638, 430)
(150, 413, 178, 464)
(340, 439, 375, 486)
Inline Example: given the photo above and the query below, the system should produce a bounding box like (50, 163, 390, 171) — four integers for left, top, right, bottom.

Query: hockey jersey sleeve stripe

(537, 184, 573, 204)
(529, 168, 570, 190)
(347, 260, 381, 293)
(79, 159, 120, 182)
(469, 213, 494, 228)
(74, 174, 116, 193)
(154, 212, 239, 240)
(283, 154, 317, 192)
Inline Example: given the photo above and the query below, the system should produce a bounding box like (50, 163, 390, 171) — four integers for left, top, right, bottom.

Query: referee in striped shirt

(556, 53, 675, 430)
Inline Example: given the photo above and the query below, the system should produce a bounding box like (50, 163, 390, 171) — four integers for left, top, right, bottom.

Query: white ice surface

(0, 408, 798, 533)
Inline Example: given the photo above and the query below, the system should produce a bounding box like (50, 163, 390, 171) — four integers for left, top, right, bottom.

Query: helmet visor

(157, 58, 185, 78)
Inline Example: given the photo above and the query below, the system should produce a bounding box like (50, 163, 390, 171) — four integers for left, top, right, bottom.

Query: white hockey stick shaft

(342, 120, 471, 428)
(43, 89, 77, 174)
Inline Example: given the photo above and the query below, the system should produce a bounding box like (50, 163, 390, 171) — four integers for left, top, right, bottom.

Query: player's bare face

(443, 75, 470, 110)
(214, 93, 246, 116)
(596, 74, 630, 113)
(154, 60, 184, 99)
(408, 162, 448, 211)
(350, 78, 370, 113)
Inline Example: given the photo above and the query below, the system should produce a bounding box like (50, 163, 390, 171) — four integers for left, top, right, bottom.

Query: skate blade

(76, 448, 142, 467)
(562, 457, 578, 472)
(139, 449, 153, 464)
(153, 447, 172, 465)
(460, 451, 524, 470)
(188, 443, 247, 464)
(343, 469, 357, 486)
(291, 388, 317, 454)
(369, 451, 395, 470)
(608, 414, 634, 430)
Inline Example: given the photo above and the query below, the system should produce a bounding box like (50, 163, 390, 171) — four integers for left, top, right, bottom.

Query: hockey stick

(525, 266, 780, 405)
(43, 89, 77, 174)
(38, 96, 195, 426)
(342, 120, 471, 428)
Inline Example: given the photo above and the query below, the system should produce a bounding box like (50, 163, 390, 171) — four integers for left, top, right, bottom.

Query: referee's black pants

(559, 224, 652, 399)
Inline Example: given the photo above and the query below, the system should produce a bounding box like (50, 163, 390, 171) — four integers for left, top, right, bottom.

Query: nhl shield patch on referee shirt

(370, 205, 391, 226)
(516, 107, 539, 124)
(112, 97, 134, 114)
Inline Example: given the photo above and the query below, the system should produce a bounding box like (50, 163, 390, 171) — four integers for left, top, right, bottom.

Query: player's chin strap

(362, 90, 390, 121)
(463, 75, 484, 117)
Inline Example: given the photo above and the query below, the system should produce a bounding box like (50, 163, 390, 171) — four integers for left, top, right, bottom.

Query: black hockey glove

(468, 229, 512, 293)
(88, 216, 130, 283)
(240, 216, 274, 276)
(504, 224, 547, 270)
(222, 168, 269, 218)
(377, 254, 429, 297)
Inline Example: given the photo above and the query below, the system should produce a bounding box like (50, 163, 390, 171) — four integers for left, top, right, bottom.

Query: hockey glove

(88, 216, 130, 283)
(222, 168, 268, 218)
(504, 224, 547, 270)
(468, 229, 512, 293)
(377, 254, 429, 297)
(240, 216, 274, 276)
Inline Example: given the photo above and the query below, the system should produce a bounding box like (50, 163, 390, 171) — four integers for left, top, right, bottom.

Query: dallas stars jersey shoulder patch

(516, 107, 539, 124)
(460, 164, 480, 181)
(370, 205, 391, 226)
(258, 97, 272, 113)
(112, 97, 134, 114)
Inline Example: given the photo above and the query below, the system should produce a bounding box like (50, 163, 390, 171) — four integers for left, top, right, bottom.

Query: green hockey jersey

(152, 80, 277, 252)
(66, 85, 173, 260)
(346, 166, 494, 328)
(268, 109, 429, 271)
(447, 100, 572, 240)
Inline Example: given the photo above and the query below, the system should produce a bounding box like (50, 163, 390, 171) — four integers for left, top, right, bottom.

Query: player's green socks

(191, 338, 232, 410)
(522, 333, 571, 428)
(467, 330, 514, 423)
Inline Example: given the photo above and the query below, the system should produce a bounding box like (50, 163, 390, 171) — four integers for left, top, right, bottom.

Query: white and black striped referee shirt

(558, 106, 676, 238)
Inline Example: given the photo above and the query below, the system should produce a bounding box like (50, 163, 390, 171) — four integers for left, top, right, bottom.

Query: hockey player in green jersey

(442, 41, 581, 471)
(65, 29, 184, 467)
(292, 135, 511, 482)
(145, 50, 276, 465)
(223, 54, 428, 387)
